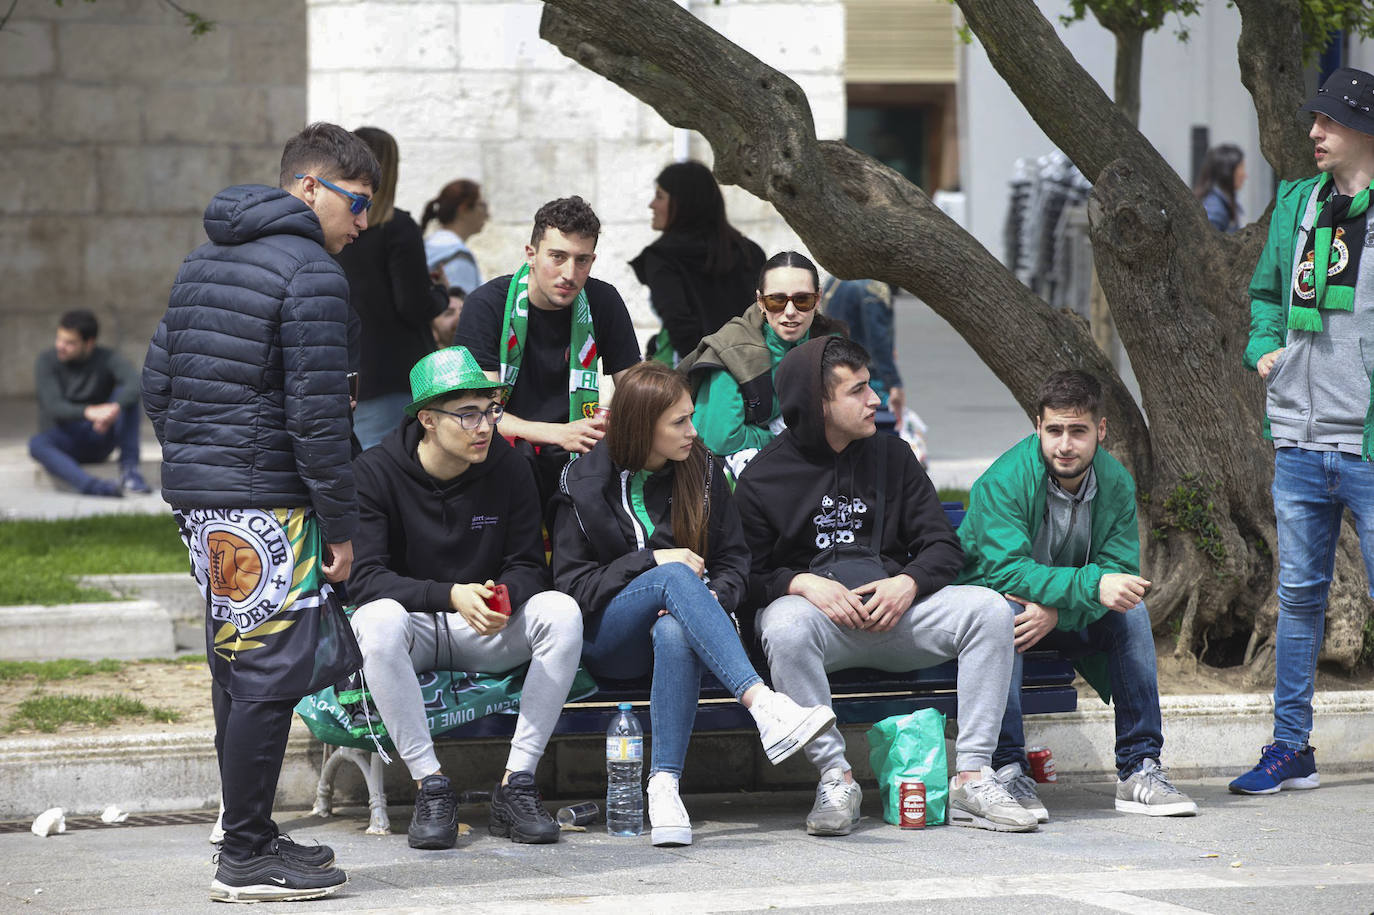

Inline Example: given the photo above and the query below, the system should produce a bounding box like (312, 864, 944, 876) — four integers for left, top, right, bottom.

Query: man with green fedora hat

(346, 345, 584, 850)
(404, 345, 506, 416)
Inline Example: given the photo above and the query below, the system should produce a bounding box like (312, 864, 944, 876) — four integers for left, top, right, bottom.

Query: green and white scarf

(1290, 172, 1371, 332)
(499, 263, 600, 422)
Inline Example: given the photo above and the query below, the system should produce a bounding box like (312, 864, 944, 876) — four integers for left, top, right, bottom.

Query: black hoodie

(347, 417, 552, 613)
(733, 337, 963, 608)
(550, 441, 748, 616)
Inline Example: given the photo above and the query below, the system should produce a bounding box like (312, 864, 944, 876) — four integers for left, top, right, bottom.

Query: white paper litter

(100, 805, 128, 824)
(31, 808, 65, 837)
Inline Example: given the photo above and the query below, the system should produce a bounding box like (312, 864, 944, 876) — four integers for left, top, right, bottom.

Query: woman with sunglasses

(550, 361, 835, 847)
(679, 250, 846, 479)
(334, 126, 449, 451)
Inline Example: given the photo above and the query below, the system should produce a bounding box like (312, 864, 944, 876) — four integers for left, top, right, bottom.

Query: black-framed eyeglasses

(427, 404, 505, 430)
(295, 173, 373, 215)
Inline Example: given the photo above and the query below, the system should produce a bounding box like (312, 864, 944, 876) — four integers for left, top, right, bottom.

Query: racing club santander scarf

(1290, 172, 1371, 332)
(499, 263, 600, 422)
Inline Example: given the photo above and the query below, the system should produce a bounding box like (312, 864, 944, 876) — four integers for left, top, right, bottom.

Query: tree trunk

(540, 0, 1373, 670)
(1111, 27, 1143, 127)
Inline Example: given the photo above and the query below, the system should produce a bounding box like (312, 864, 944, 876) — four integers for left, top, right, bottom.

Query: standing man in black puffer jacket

(142, 122, 379, 905)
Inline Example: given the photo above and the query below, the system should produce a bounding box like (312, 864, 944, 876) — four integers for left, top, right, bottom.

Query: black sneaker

(208, 850, 346, 903)
(408, 773, 458, 850)
(489, 771, 559, 844)
(273, 833, 335, 868)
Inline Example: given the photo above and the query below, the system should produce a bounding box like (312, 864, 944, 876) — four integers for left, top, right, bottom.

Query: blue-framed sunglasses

(295, 173, 373, 215)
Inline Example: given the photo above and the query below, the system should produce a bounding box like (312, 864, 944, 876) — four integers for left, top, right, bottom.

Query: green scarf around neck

(1289, 172, 1372, 332)
(499, 263, 600, 422)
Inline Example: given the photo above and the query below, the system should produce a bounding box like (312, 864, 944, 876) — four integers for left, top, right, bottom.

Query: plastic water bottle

(605, 702, 644, 836)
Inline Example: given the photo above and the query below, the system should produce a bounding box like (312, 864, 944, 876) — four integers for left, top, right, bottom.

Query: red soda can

(898, 780, 926, 828)
(1028, 746, 1057, 783)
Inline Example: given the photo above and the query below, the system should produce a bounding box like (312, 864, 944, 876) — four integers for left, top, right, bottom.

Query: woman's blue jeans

(581, 562, 763, 777)
(1271, 447, 1374, 749)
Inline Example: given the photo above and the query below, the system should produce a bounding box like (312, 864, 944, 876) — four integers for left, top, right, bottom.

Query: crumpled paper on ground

(31, 807, 65, 837)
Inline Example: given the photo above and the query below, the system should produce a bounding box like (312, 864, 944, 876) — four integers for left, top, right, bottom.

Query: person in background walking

(631, 161, 764, 364)
(422, 178, 488, 299)
(1194, 144, 1246, 233)
(336, 126, 449, 450)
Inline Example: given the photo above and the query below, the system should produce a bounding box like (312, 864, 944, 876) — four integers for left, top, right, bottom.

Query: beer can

(556, 801, 599, 827)
(898, 779, 926, 828)
(1028, 746, 1057, 783)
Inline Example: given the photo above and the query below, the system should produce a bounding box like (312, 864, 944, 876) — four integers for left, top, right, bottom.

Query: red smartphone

(486, 583, 511, 616)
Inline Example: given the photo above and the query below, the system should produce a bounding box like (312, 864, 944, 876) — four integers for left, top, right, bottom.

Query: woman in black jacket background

(631, 161, 765, 364)
(335, 126, 448, 449)
(550, 362, 833, 848)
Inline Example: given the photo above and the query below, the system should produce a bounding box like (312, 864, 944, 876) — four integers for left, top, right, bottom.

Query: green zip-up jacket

(680, 308, 845, 462)
(956, 434, 1140, 701)
(1243, 175, 1374, 458)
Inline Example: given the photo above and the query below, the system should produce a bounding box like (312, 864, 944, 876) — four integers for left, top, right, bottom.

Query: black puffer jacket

(142, 185, 357, 542)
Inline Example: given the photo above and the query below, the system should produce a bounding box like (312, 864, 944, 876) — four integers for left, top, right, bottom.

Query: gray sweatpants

(758, 584, 1014, 774)
(350, 592, 583, 781)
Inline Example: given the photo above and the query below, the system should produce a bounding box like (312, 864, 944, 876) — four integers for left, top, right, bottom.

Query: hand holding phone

(485, 583, 511, 616)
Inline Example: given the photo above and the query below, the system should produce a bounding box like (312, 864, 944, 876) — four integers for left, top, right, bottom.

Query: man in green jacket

(1232, 67, 1374, 796)
(958, 371, 1196, 821)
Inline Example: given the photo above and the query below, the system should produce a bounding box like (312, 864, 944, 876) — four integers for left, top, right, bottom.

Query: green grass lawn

(6, 693, 182, 733)
(0, 515, 186, 605)
(937, 488, 970, 507)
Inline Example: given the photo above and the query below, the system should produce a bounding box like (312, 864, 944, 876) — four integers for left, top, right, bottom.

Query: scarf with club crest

(499, 263, 600, 422)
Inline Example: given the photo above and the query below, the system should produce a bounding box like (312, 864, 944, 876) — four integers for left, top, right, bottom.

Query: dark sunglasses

(295, 173, 373, 215)
(759, 291, 819, 313)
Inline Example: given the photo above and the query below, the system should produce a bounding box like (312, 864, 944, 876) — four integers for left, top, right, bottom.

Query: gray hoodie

(1266, 184, 1374, 453)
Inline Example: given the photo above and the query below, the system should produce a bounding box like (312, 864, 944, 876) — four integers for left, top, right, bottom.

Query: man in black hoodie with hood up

(347, 347, 582, 852)
(735, 337, 1036, 836)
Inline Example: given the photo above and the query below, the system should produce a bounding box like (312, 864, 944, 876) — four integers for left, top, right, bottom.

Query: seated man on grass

(958, 370, 1196, 821)
(347, 347, 583, 850)
(31, 309, 150, 497)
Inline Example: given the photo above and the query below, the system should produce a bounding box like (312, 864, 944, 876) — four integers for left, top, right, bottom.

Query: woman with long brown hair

(550, 361, 834, 847)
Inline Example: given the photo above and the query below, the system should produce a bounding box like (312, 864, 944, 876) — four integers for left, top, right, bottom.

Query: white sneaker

(806, 766, 862, 836)
(647, 772, 692, 846)
(948, 766, 1039, 832)
(750, 688, 836, 765)
(994, 762, 1049, 823)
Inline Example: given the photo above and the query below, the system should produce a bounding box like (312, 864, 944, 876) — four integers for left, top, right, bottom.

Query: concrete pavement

(2, 775, 1372, 913)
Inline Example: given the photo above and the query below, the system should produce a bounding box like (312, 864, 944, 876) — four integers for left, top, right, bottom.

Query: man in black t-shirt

(455, 196, 640, 514)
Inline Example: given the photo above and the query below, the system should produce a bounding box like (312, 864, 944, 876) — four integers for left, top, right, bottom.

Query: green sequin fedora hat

(405, 346, 509, 416)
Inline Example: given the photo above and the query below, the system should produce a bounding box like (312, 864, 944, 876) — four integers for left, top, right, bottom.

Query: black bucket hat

(1302, 67, 1374, 137)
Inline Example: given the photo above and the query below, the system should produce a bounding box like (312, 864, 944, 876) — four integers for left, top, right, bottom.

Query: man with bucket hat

(347, 346, 583, 848)
(1236, 67, 1374, 795)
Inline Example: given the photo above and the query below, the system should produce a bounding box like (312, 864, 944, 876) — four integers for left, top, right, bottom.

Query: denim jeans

(1271, 447, 1374, 750)
(28, 409, 140, 493)
(352, 391, 411, 452)
(992, 600, 1163, 778)
(581, 562, 763, 777)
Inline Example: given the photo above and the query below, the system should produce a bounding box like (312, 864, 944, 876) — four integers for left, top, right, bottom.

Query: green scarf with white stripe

(499, 263, 601, 421)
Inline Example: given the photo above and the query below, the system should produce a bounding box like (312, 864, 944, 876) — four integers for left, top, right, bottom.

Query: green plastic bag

(867, 707, 948, 826)
(294, 665, 600, 753)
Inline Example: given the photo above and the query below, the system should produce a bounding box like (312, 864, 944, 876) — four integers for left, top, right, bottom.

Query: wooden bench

(309, 503, 1078, 833)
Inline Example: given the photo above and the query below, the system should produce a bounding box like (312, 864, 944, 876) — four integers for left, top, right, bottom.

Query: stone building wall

(0, 0, 307, 398)
(306, 0, 846, 331)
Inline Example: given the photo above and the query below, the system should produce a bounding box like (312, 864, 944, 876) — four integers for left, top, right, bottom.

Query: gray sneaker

(1115, 759, 1198, 816)
(994, 762, 1049, 823)
(948, 766, 1039, 832)
(806, 767, 862, 836)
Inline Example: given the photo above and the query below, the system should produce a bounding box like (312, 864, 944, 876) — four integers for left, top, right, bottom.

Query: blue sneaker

(1228, 744, 1319, 795)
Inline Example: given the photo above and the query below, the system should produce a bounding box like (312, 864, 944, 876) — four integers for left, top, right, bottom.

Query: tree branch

(540, 0, 1150, 475)
(1234, 0, 1310, 180)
